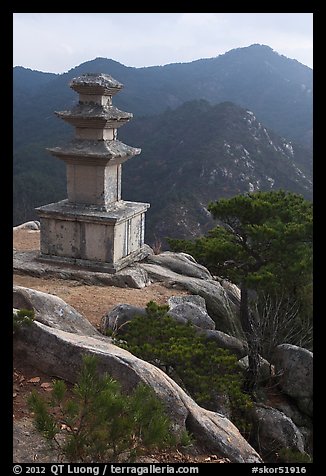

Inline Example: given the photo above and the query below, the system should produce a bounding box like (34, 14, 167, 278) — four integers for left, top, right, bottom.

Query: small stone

(27, 377, 41, 384)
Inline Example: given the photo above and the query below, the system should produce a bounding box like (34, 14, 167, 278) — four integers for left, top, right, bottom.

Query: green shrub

(28, 354, 184, 462)
(13, 308, 34, 333)
(113, 301, 252, 433)
(277, 448, 312, 463)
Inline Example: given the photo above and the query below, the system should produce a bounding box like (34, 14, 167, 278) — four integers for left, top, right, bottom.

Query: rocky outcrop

(13, 285, 101, 338)
(14, 418, 64, 463)
(198, 329, 247, 359)
(100, 297, 246, 358)
(296, 398, 313, 418)
(139, 261, 241, 336)
(117, 264, 151, 288)
(14, 247, 241, 335)
(238, 355, 273, 383)
(14, 322, 261, 463)
(167, 295, 216, 330)
(101, 304, 147, 334)
(272, 398, 312, 429)
(100, 297, 216, 335)
(219, 280, 241, 307)
(271, 398, 313, 455)
(272, 344, 313, 417)
(14, 220, 40, 231)
(13, 287, 261, 463)
(13, 251, 151, 289)
(251, 404, 305, 456)
(146, 252, 212, 280)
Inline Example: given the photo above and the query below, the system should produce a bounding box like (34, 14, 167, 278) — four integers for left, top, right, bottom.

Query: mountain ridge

(13, 44, 313, 239)
(120, 99, 312, 243)
(14, 44, 313, 144)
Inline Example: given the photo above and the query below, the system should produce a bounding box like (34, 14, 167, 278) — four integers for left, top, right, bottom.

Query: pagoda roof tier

(47, 139, 141, 163)
(37, 199, 150, 224)
(56, 104, 133, 129)
(70, 73, 123, 96)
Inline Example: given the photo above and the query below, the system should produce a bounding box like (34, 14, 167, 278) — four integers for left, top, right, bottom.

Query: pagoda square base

(36, 199, 150, 273)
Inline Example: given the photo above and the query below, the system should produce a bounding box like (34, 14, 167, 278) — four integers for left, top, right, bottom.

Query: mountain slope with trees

(14, 44, 312, 145)
(14, 99, 312, 243)
(168, 191, 313, 392)
(121, 100, 312, 244)
(13, 44, 313, 237)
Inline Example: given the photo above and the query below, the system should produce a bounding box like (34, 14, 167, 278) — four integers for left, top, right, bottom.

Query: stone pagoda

(36, 73, 150, 273)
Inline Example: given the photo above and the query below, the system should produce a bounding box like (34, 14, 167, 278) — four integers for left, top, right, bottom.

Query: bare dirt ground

(13, 230, 188, 330)
(13, 229, 227, 463)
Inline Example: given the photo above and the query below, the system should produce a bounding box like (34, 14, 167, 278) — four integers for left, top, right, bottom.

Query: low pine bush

(277, 448, 312, 463)
(112, 301, 252, 432)
(28, 354, 186, 462)
(13, 308, 34, 333)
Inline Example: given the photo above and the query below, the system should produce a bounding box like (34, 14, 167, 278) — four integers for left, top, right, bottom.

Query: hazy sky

(13, 13, 313, 73)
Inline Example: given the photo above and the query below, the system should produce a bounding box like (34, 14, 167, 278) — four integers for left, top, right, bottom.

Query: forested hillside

(13, 44, 313, 240)
(121, 100, 312, 243)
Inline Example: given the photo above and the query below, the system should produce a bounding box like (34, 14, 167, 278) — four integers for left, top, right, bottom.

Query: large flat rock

(272, 344, 313, 417)
(13, 250, 150, 289)
(14, 321, 261, 463)
(139, 262, 242, 336)
(13, 286, 261, 463)
(14, 247, 242, 336)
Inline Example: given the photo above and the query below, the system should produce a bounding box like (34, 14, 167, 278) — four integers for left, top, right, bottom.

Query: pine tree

(169, 190, 312, 393)
(28, 355, 182, 462)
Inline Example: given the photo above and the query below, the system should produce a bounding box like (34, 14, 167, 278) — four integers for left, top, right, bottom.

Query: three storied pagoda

(36, 73, 150, 273)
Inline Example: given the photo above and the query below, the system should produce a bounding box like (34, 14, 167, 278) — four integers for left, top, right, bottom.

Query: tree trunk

(240, 284, 260, 394)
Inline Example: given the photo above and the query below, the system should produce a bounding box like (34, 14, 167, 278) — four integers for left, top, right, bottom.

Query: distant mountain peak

(13, 45, 312, 231)
(247, 43, 273, 50)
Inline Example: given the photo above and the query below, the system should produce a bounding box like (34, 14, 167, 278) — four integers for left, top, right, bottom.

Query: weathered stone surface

(209, 393, 232, 419)
(251, 404, 305, 455)
(146, 252, 212, 280)
(272, 344, 313, 416)
(298, 426, 313, 456)
(272, 398, 312, 429)
(238, 355, 273, 382)
(14, 248, 242, 337)
(14, 418, 64, 463)
(200, 329, 247, 359)
(70, 73, 123, 95)
(13, 285, 101, 338)
(139, 262, 242, 336)
(37, 200, 150, 273)
(296, 398, 313, 418)
(58, 103, 133, 125)
(14, 320, 262, 463)
(14, 221, 40, 231)
(168, 294, 207, 309)
(101, 304, 147, 334)
(115, 263, 151, 289)
(168, 295, 215, 330)
(13, 251, 150, 289)
(100, 300, 247, 359)
(219, 280, 241, 307)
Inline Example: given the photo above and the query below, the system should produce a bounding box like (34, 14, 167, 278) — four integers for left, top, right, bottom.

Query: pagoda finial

(70, 73, 123, 96)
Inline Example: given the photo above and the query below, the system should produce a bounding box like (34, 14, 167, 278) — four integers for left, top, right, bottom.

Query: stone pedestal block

(37, 199, 149, 273)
